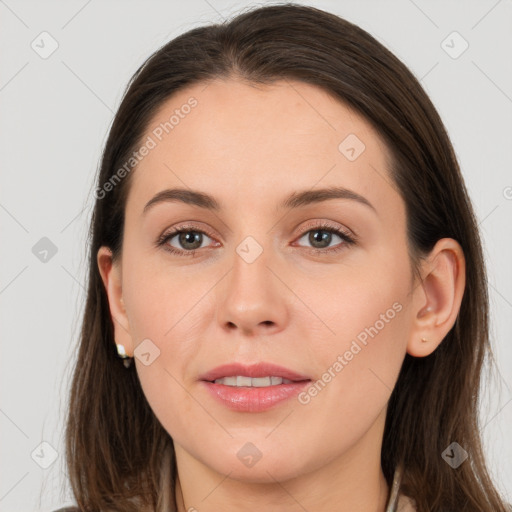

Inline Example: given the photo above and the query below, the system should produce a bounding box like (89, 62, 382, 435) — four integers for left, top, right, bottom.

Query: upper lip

(199, 362, 311, 382)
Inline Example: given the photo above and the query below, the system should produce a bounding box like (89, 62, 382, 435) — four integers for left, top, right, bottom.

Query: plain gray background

(1, 0, 511, 510)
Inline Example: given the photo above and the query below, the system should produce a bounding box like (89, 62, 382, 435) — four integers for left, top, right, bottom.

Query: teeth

(252, 377, 273, 387)
(213, 375, 294, 387)
(237, 375, 252, 387)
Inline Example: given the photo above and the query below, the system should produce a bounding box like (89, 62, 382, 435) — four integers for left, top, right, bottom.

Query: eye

(294, 221, 356, 254)
(156, 226, 218, 256)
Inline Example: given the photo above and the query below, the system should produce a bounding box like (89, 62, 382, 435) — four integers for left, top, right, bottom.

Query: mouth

(199, 362, 312, 412)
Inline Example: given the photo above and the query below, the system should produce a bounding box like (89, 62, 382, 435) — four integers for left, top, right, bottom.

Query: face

(103, 78, 418, 483)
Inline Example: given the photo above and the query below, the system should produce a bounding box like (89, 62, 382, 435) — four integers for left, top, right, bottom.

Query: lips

(199, 362, 312, 412)
(199, 362, 311, 383)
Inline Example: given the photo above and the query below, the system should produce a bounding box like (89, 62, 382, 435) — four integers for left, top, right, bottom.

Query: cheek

(123, 251, 205, 345)
(135, 361, 199, 449)
(297, 258, 409, 426)
(289, 304, 407, 470)
(312, 257, 409, 357)
(122, 257, 213, 436)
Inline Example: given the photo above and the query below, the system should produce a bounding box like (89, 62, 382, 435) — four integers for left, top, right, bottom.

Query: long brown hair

(63, 3, 509, 511)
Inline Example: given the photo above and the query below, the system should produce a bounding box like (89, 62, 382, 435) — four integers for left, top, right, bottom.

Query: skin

(98, 78, 465, 511)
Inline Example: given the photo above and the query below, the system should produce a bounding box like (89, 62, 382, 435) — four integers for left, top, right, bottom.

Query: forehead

(126, 78, 400, 219)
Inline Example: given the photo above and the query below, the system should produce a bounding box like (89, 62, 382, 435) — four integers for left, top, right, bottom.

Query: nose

(216, 242, 289, 338)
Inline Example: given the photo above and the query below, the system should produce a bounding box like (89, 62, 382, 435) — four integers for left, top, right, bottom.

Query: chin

(200, 441, 311, 484)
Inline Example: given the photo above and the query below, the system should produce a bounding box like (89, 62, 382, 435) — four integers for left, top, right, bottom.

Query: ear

(97, 246, 134, 357)
(407, 238, 466, 357)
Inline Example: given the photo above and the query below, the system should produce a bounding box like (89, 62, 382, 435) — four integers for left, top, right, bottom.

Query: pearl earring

(116, 343, 133, 368)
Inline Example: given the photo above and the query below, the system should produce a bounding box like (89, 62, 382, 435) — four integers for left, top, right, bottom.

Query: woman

(57, 3, 510, 511)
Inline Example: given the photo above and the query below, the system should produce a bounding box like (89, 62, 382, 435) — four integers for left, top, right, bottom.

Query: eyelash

(155, 221, 357, 257)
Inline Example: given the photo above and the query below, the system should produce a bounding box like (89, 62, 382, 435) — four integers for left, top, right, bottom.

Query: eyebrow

(142, 186, 377, 215)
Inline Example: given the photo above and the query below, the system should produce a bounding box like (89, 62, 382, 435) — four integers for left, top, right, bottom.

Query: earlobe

(96, 246, 134, 357)
(406, 238, 466, 358)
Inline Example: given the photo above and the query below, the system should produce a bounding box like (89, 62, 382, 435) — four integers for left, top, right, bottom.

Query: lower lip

(201, 380, 311, 412)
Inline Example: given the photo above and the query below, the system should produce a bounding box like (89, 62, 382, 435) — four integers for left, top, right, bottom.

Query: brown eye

(305, 229, 335, 249)
(157, 228, 216, 255)
(296, 224, 356, 253)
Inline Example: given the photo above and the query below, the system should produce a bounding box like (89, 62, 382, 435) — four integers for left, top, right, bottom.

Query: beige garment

(385, 465, 417, 512)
